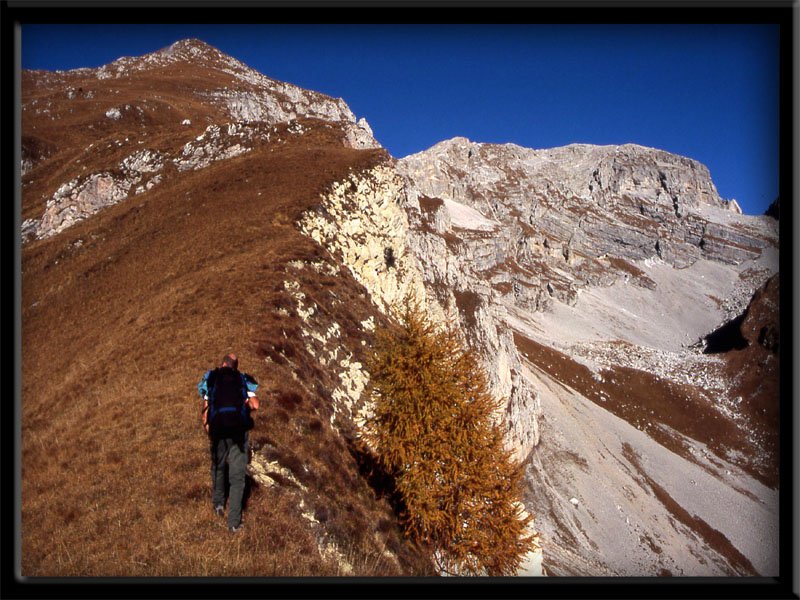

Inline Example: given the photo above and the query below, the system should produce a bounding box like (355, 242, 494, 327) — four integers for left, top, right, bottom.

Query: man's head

(222, 353, 238, 370)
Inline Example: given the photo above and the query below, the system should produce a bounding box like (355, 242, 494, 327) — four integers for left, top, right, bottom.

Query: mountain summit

(21, 39, 779, 578)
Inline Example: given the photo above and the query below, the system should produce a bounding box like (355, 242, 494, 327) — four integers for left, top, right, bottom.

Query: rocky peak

(398, 137, 775, 275)
(24, 39, 380, 151)
(401, 137, 731, 214)
(113, 38, 226, 69)
(159, 38, 222, 59)
(390, 136, 778, 453)
(87, 37, 266, 84)
(36, 38, 236, 80)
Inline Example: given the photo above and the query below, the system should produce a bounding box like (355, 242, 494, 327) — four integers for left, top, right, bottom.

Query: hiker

(198, 353, 259, 533)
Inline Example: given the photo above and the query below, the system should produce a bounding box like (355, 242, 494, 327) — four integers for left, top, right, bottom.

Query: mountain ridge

(20, 38, 779, 578)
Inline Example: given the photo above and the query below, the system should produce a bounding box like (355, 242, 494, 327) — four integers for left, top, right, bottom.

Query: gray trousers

(209, 431, 249, 529)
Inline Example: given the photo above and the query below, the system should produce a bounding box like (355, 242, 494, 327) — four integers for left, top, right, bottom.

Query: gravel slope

(518, 358, 778, 576)
(507, 249, 779, 576)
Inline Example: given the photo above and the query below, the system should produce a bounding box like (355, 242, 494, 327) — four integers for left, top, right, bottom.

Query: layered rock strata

(398, 138, 775, 306)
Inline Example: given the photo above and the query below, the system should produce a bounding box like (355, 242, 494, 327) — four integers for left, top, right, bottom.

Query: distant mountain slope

(391, 135, 778, 575)
(389, 136, 780, 576)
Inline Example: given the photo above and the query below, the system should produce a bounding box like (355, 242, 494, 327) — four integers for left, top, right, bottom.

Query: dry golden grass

(21, 119, 433, 577)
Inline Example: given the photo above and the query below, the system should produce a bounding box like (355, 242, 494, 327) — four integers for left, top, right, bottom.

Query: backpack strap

(205, 368, 221, 426)
(238, 372, 249, 423)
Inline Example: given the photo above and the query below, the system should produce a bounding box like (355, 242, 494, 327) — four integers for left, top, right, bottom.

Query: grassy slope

(21, 116, 432, 576)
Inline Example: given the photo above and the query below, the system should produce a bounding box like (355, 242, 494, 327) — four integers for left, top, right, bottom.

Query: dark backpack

(206, 366, 249, 437)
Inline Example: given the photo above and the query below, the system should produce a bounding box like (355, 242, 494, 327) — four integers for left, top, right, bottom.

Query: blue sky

(21, 24, 780, 215)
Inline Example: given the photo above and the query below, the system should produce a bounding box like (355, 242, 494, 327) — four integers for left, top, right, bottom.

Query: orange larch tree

(364, 297, 536, 576)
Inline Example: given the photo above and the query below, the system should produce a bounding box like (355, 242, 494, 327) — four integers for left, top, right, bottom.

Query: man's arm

(199, 370, 213, 433)
(198, 370, 212, 397)
(243, 372, 259, 411)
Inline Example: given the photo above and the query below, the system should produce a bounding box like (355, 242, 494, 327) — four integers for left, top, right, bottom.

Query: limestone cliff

(298, 163, 542, 464)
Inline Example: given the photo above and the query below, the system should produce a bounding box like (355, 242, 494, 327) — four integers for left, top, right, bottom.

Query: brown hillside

(22, 56, 230, 221)
(718, 273, 780, 488)
(21, 38, 353, 223)
(21, 63, 433, 574)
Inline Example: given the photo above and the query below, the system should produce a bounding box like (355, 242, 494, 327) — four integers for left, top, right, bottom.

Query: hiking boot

(229, 523, 243, 534)
(214, 505, 225, 518)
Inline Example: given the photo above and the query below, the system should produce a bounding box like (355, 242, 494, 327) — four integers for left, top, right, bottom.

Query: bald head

(222, 353, 238, 370)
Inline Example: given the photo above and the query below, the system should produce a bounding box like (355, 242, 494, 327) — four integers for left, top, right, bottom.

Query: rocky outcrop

(298, 135, 778, 489)
(22, 119, 351, 242)
(394, 137, 779, 576)
(32, 166, 147, 241)
(25, 130, 227, 240)
(22, 39, 382, 241)
(399, 138, 729, 211)
(298, 163, 542, 464)
(163, 39, 377, 143)
(299, 163, 429, 318)
(26, 38, 381, 153)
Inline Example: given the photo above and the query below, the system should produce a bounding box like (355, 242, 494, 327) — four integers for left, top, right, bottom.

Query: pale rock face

(297, 166, 431, 435)
(299, 164, 430, 318)
(25, 121, 276, 241)
(152, 40, 381, 148)
(298, 163, 542, 463)
(37, 173, 131, 239)
(40, 37, 382, 148)
(31, 147, 168, 240)
(402, 187, 543, 461)
(298, 162, 545, 575)
(343, 117, 382, 150)
(23, 111, 371, 242)
(173, 122, 257, 172)
(121, 149, 166, 174)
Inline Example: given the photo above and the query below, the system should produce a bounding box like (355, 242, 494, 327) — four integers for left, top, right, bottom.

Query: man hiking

(198, 353, 259, 533)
